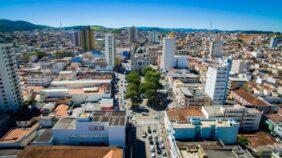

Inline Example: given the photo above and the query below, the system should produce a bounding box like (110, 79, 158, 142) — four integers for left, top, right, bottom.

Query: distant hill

(136, 26, 276, 34)
(0, 19, 278, 34)
(0, 19, 50, 32)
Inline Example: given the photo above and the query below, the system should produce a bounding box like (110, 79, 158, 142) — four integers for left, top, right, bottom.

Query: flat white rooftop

(51, 79, 111, 85)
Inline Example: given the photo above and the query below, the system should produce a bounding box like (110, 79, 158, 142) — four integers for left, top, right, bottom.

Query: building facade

(164, 108, 239, 158)
(230, 60, 251, 74)
(0, 43, 23, 112)
(161, 33, 176, 71)
(80, 26, 95, 51)
(209, 40, 223, 58)
(204, 61, 231, 105)
(105, 34, 115, 69)
(52, 111, 126, 148)
(202, 105, 262, 131)
(128, 26, 138, 43)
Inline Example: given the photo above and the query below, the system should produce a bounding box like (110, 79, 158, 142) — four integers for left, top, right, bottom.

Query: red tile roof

(17, 146, 123, 158)
(233, 88, 270, 106)
(167, 108, 204, 122)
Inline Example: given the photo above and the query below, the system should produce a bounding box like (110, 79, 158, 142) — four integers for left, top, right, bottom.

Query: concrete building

(227, 74, 249, 95)
(164, 108, 239, 158)
(148, 31, 158, 43)
(202, 105, 262, 131)
(231, 60, 251, 74)
(174, 55, 188, 68)
(231, 88, 278, 114)
(105, 34, 115, 69)
(204, 60, 231, 105)
(0, 123, 39, 148)
(58, 71, 77, 80)
(128, 26, 138, 43)
(50, 79, 111, 88)
(173, 86, 211, 107)
(209, 40, 223, 58)
(161, 33, 176, 71)
(74, 31, 80, 46)
(26, 72, 53, 86)
(263, 109, 282, 138)
(18, 146, 123, 158)
(269, 36, 282, 49)
(52, 111, 127, 148)
(80, 26, 95, 51)
(40, 87, 110, 105)
(0, 43, 23, 112)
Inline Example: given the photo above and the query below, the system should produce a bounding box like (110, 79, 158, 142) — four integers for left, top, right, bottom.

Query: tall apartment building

(105, 34, 115, 69)
(209, 40, 223, 58)
(269, 36, 282, 49)
(128, 26, 138, 43)
(148, 31, 158, 43)
(0, 43, 23, 112)
(161, 33, 176, 71)
(74, 31, 80, 46)
(80, 26, 95, 51)
(230, 60, 250, 74)
(204, 60, 231, 105)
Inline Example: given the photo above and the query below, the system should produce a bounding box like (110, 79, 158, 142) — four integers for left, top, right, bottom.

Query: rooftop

(266, 108, 282, 124)
(53, 118, 76, 130)
(54, 104, 69, 117)
(33, 129, 53, 143)
(51, 79, 111, 85)
(232, 88, 271, 106)
(166, 108, 204, 123)
(0, 124, 38, 143)
(17, 146, 123, 158)
(243, 132, 277, 148)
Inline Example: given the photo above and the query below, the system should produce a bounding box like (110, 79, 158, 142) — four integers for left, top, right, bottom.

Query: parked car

(163, 152, 167, 157)
(154, 135, 158, 139)
(148, 134, 152, 139)
(150, 145, 155, 152)
(142, 131, 147, 138)
(159, 137, 164, 143)
(151, 153, 156, 158)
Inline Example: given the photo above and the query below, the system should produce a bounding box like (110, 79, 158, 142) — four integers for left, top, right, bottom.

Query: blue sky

(0, 0, 281, 32)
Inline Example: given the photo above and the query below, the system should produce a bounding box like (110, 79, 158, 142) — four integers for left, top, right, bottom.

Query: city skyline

(0, 0, 282, 32)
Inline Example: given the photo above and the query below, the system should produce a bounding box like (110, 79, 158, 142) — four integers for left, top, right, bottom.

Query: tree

(238, 135, 249, 147)
(125, 83, 139, 99)
(125, 72, 141, 108)
(125, 71, 140, 85)
(140, 68, 162, 103)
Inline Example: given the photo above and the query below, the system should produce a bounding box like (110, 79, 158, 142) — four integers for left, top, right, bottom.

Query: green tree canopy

(125, 71, 140, 85)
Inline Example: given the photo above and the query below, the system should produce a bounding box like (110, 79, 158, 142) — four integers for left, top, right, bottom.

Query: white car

(150, 145, 155, 152)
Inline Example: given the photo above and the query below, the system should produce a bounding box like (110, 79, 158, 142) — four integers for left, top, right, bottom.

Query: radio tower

(60, 20, 62, 29)
(210, 21, 213, 31)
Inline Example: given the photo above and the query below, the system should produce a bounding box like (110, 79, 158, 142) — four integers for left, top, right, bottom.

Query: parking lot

(135, 122, 168, 158)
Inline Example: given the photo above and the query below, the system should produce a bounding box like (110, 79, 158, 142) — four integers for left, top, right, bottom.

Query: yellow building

(80, 26, 95, 51)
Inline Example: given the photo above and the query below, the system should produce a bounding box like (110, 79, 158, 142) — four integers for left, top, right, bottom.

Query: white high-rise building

(0, 43, 23, 112)
(105, 34, 115, 69)
(209, 40, 223, 58)
(205, 59, 231, 105)
(148, 31, 158, 43)
(161, 33, 176, 71)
